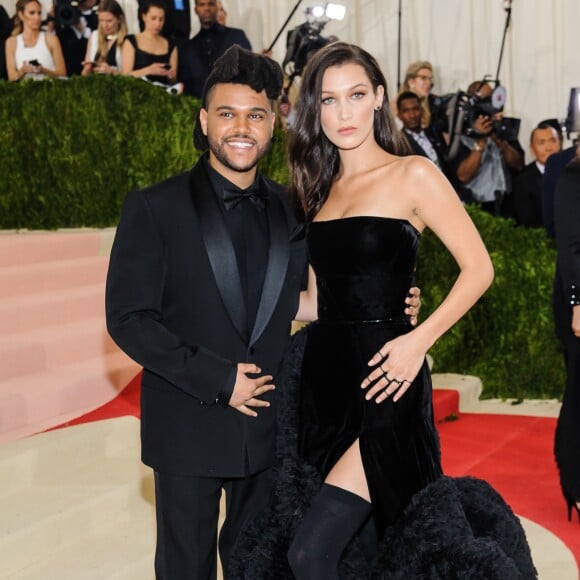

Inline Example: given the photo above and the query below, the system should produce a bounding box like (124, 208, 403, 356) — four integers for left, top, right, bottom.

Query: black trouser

(153, 468, 273, 580)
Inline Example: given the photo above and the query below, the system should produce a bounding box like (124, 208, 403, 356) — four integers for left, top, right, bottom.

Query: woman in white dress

(5, 0, 66, 81)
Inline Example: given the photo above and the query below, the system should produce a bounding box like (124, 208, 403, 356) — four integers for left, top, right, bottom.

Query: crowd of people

(1, 0, 244, 95)
(3, 0, 573, 233)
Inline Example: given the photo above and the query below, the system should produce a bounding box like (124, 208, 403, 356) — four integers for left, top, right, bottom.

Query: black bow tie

(222, 184, 267, 210)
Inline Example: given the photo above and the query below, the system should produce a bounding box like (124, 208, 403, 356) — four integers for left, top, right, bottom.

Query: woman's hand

(361, 330, 429, 403)
(94, 62, 118, 75)
(21, 61, 38, 75)
(148, 62, 170, 77)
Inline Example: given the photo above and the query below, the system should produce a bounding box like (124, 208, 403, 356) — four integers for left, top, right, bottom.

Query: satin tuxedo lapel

(189, 165, 248, 342)
(189, 165, 291, 346)
(249, 176, 290, 347)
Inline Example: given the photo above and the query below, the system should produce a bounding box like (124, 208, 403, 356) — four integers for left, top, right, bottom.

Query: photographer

(53, 0, 99, 75)
(450, 81, 524, 216)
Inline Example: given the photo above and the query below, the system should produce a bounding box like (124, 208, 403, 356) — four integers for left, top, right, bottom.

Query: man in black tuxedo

(178, 0, 251, 98)
(396, 91, 457, 191)
(544, 144, 577, 238)
(106, 46, 305, 579)
(512, 121, 561, 228)
(397, 92, 447, 168)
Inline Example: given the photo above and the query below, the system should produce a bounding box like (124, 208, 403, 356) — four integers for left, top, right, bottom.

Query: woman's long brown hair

(288, 42, 409, 221)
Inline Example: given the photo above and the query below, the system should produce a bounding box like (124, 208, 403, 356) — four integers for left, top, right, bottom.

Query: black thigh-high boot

(287, 483, 372, 580)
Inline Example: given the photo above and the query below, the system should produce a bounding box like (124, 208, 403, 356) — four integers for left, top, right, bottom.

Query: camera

(281, 5, 343, 88)
(52, 0, 81, 28)
(283, 20, 332, 80)
(28, 59, 40, 67)
(441, 82, 521, 160)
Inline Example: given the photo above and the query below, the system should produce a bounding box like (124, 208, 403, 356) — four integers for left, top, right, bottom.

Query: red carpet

(439, 413, 580, 571)
(57, 372, 579, 572)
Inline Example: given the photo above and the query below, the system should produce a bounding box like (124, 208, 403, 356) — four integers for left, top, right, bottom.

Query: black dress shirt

(202, 156, 269, 337)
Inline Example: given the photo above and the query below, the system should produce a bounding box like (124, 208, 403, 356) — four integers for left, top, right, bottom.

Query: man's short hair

(193, 45, 283, 151)
(396, 91, 421, 110)
(532, 119, 563, 143)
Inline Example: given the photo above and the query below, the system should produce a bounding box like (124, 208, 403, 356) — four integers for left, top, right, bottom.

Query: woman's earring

(375, 105, 382, 111)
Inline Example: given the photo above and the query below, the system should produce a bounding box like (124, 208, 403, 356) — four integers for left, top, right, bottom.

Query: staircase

(0, 230, 141, 444)
(0, 417, 156, 579)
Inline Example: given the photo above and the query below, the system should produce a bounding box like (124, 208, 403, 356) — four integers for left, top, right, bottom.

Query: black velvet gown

(298, 216, 441, 536)
(230, 217, 537, 579)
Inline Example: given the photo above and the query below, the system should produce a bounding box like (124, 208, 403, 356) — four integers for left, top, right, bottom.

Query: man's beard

(208, 134, 272, 174)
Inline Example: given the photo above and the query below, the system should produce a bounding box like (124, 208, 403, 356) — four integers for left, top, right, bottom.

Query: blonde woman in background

(82, 0, 127, 75)
(216, 1, 226, 25)
(397, 60, 434, 128)
(5, 0, 65, 81)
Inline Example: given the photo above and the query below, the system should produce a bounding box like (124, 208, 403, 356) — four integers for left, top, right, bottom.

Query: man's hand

(405, 286, 421, 326)
(229, 363, 274, 417)
(473, 114, 493, 137)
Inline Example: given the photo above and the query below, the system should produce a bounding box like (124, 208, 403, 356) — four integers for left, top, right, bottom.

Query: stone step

(0, 255, 110, 299)
(0, 418, 140, 498)
(0, 352, 140, 444)
(0, 229, 115, 267)
(0, 316, 119, 382)
(0, 283, 104, 335)
(5, 511, 156, 580)
(432, 373, 483, 412)
(0, 420, 154, 578)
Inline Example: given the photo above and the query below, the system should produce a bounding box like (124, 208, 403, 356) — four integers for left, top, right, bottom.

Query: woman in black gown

(231, 42, 536, 579)
(553, 146, 580, 521)
(121, 0, 177, 86)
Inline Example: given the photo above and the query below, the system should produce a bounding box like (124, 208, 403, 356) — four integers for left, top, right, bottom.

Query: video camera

(282, 4, 344, 89)
(438, 80, 521, 160)
(283, 19, 331, 80)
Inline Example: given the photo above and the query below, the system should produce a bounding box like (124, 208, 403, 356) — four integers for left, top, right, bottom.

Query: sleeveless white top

(15, 32, 56, 80)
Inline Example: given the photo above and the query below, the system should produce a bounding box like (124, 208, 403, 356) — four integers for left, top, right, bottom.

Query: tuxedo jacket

(106, 159, 306, 477)
(402, 128, 447, 167)
(512, 162, 543, 228)
(553, 160, 580, 341)
(401, 127, 458, 189)
(178, 25, 251, 98)
(544, 146, 577, 238)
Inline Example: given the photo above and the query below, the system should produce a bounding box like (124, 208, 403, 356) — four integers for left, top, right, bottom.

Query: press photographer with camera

(450, 80, 524, 216)
(5, 0, 66, 81)
(51, 0, 99, 76)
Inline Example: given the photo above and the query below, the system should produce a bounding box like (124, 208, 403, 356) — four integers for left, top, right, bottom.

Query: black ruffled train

(229, 328, 537, 579)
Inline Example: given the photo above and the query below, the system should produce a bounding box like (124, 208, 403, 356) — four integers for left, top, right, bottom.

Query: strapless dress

(299, 216, 441, 536)
(230, 217, 537, 579)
